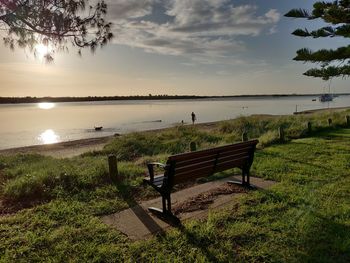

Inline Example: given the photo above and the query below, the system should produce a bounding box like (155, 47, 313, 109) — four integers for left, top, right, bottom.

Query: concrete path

(101, 176, 276, 241)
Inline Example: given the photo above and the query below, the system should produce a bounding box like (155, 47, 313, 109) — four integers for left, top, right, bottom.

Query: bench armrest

(147, 162, 166, 182)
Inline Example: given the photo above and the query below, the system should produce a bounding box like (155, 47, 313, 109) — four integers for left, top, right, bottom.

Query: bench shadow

(117, 184, 165, 236)
(258, 150, 330, 171)
(157, 221, 222, 262)
(297, 211, 350, 262)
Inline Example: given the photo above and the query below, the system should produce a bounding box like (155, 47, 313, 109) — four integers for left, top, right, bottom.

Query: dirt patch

(0, 196, 49, 216)
(0, 200, 14, 217)
(173, 183, 248, 215)
(0, 169, 48, 216)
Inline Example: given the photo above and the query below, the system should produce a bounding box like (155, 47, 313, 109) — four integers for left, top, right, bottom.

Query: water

(0, 95, 350, 150)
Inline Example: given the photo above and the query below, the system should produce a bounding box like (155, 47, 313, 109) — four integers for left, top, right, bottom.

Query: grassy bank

(1, 110, 350, 262)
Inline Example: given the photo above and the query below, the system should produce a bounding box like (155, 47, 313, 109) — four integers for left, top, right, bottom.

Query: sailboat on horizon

(319, 80, 335, 102)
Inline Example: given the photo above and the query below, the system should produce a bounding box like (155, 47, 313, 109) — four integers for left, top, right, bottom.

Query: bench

(143, 139, 259, 217)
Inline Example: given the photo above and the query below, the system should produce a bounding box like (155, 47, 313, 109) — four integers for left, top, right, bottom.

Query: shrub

(258, 130, 280, 148)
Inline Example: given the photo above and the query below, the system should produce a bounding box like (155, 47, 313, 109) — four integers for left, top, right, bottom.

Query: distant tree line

(2, 93, 350, 104)
(0, 95, 206, 104)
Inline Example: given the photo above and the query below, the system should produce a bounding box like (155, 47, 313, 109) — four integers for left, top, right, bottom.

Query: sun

(35, 44, 51, 58)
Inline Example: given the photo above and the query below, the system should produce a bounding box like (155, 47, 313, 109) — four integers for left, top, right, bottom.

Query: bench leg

(228, 167, 256, 189)
(246, 169, 250, 186)
(162, 196, 167, 213)
(148, 195, 168, 215)
(243, 168, 248, 186)
(244, 168, 257, 189)
(148, 194, 180, 225)
(167, 194, 171, 212)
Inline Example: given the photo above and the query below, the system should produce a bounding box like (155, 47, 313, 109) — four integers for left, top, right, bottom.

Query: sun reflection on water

(38, 102, 55, 110)
(38, 129, 60, 144)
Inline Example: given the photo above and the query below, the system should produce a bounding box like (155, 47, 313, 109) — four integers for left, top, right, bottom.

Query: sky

(0, 0, 348, 97)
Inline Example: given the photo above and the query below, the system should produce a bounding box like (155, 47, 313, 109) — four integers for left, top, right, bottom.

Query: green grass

(126, 131, 350, 262)
(1, 112, 350, 262)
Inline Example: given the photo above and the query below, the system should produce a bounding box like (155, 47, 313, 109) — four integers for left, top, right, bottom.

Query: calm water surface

(1, 96, 350, 150)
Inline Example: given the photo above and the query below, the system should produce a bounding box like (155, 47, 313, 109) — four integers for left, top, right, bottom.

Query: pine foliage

(285, 1, 350, 80)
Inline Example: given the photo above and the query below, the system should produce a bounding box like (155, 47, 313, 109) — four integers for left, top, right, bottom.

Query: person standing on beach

(191, 112, 196, 125)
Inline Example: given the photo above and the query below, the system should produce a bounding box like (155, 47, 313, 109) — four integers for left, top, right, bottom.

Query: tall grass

(219, 110, 350, 146)
(103, 125, 223, 160)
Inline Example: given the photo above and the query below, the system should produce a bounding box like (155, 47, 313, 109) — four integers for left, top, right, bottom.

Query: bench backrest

(164, 140, 258, 187)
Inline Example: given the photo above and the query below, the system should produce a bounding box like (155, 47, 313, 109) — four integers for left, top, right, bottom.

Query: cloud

(109, 0, 280, 60)
(168, 1, 280, 36)
(106, 0, 155, 20)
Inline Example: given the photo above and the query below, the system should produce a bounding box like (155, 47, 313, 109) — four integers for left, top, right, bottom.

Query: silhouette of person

(191, 112, 196, 124)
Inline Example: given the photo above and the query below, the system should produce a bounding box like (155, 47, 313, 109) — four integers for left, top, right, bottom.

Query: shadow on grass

(258, 150, 330, 171)
(308, 126, 350, 139)
(117, 183, 230, 261)
(297, 211, 350, 262)
(153, 220, 223, 262)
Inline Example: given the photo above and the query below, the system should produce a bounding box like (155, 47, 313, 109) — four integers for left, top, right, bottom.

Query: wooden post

(346, 115, 350, 126)
(190, 141, 197, 152)
(307, 122, 312, 134)
(108, 154, 119, 183)
(242, 132, 248, 142)
(328, 118, 332, 127)
(279, 127, 285, 143)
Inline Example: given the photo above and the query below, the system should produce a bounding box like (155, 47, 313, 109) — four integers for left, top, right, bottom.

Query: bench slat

(170, 144, 254, 162)
(175, 154, 248, 177)
(175, 159, 217, 174)
(216, 159, 246, 170)
(174, 146, 253, 168)
(144, 175, 165, 187)
(174, 152, 249, 175)
(173, 158, 246, 184)
(214, 160, 246, 173)
(173, 169, 215, 184)
(216, 153, 250, 165)
(174, 154, 218, 168)
(169, 140, 258, 162)
(174, 164, 217, 178)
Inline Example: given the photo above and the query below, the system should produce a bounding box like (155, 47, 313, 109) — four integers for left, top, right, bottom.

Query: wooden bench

(144, 140, 259, 217)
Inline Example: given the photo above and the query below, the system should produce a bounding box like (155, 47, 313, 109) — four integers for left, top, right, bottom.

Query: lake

(1, 95, 350, 150)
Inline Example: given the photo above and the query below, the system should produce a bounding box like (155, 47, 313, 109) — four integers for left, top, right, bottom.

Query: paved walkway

(101, 176, 276, 241)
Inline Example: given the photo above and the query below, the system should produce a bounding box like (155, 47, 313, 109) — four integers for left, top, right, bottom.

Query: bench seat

(144, 174, 164, 188)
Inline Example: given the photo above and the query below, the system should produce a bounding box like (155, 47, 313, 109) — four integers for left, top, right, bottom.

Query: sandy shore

(295, 106, 350, 115)
(0, 121, 221, 158)
(0, 136, 114, 158)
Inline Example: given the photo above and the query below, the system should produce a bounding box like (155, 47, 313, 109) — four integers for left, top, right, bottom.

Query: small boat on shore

(94, 126, 103, 131)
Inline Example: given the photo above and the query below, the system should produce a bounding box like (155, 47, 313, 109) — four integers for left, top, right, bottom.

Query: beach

(0, 136, 112, 158)
(294, 106, 350, 115)
(0, 121, 222, 158)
